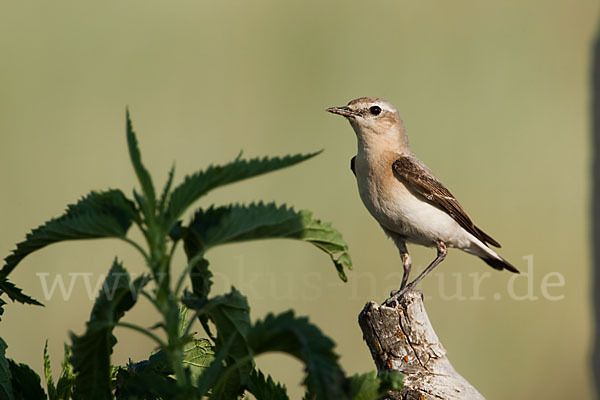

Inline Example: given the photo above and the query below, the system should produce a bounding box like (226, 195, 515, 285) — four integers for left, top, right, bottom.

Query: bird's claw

(383, 287, 408, 307)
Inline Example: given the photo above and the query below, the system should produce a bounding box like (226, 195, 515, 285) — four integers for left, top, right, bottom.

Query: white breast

(354, 153, 474, 249)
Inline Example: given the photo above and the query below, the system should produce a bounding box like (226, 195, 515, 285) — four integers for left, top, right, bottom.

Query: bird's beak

(326, 106, 356, 118)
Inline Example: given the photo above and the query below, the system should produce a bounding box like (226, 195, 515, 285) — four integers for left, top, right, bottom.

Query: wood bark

(358, 290, 485, 400)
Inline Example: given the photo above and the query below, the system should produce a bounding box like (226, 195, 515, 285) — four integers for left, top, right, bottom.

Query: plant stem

(160, 298, 189, 387)
(174, 252, 205, 297)
(116, 321, 167, 348)
(139, 289, 162, 313)
(182, 310, 201, 338)
(122, 237, 151, 263)
(212, 352, 255, 394)
(169, 342, 188, 387)
(168, 239, 179, 266)
(148, 227, 189, 387)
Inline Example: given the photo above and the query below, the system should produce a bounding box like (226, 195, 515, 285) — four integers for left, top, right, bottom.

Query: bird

(327, 97, 518, 303)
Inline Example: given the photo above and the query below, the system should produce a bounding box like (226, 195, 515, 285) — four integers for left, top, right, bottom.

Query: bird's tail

(480, 256, 519, 273)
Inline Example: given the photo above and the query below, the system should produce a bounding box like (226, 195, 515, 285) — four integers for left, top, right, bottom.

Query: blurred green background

(0, 1, 595, 398)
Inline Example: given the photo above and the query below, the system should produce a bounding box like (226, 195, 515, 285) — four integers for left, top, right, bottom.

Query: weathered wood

(358, 290, 485, 400)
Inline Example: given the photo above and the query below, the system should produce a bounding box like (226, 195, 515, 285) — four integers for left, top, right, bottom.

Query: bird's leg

(390, 252, 411, 297)
(385, 242, 447, 306)
(404, 242, 447, 292)
(389, 241, 411, 298)
(399, 252, 412, 289)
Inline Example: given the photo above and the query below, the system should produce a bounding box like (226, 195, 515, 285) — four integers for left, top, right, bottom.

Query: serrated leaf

(196, 333, 236, 398)
(43, 341, 57, 400)
(158, 164, 176, 215)
(42, 342, 75, 400)
(185, 202, 352, 281)
(7, 359, 46, 400)
(55, 344, 75, 400)
(247, 311, 346, 400)
(0, 337, 14, 400)
(166, 152, 320, 227)
(178, 304, 189, 338)
(126, 110, 156, 216)
(114, 366, 181, 400)
(0, 279, 42, 306)
(182, 338, 214, 383)
(70, 260, 147, 400)
(347, 370, 404, 400)
(134, 335, 214, 384)
(180, 257, 215, 343)
(182, 256, 213, 305)
(119, 348, 176, 396)
(0, 190, 137, 283)
(0, 297, 5, 321)
(348, 371, 380, 400)
(127, 349, 171, 377)
(184, 288, 251, 399)
(246, 369, 289, 400)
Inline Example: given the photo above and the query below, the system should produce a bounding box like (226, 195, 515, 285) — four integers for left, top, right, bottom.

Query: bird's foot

(383, 287, 410, 307)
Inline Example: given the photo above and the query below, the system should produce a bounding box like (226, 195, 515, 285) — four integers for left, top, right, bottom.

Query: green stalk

(145, 221, 189, 389)
(116, 322, 167, 348)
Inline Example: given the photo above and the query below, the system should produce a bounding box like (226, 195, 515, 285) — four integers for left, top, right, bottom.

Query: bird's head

(327, 97, 408, 152)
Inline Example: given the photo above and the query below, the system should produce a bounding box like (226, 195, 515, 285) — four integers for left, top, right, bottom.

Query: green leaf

(0, 337, 14, 400)
(114, 366, 180, 400)
(178, 304, 189, 338)
(247, 311, 346, 400)
(347, 371, 404, 400)
(0, 190, 137, 283)
(185, 202, 352, 281)
(123, 335, 210, 396)
(70, 259, 146, 400)
(166, 152, 321, 227)
(348, 371, 379, 400)
(117, 335, 211, 400)
(0, 297, 5, 321)
(182, 338, 214, 383)
(41, 342, 76, 400)
(196, 333, 236, 398)
(114, 359, 183, 400)
(0, 279, 42, 306)
(184, 288, 251, 399)
(378, 371, 403, 393)
(180, 256, 215, 342)
(43, 341, 57, 400)
(158, 164, 176, 215)
(126, 109, 156, 216)
(189, 289, 251, 369)
(7, 359, 46, 400)
(128, 350, 171, 377)
(55, 344, 75, 400)
(246, 369, 289, 400)
(183, 256, 213, 303)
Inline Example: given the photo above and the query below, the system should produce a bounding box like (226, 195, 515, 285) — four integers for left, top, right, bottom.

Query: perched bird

(327, 97, 518, 302)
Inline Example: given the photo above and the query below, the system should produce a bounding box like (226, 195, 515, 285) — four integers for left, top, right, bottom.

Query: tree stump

(358, 290, 485, 400)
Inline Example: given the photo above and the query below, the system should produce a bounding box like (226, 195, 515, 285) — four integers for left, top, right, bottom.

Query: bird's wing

(350, 156, 356, 176)
(392, 155, 501, 248)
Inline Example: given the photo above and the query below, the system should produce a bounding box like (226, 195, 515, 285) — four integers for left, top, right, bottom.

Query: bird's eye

(369, 106, 382, 116)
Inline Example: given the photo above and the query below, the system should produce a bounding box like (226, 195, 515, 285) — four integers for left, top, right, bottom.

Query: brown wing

(392, 155, 501, 248)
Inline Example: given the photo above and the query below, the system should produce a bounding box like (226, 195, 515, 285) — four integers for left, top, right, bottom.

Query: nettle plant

(0, 112, 402, 400)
